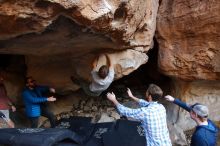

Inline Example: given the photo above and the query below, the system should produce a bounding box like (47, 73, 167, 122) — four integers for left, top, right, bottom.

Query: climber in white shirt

(71, 54, 114, 97)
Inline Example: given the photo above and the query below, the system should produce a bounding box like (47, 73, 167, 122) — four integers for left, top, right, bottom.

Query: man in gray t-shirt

(71, 54, 114, 97)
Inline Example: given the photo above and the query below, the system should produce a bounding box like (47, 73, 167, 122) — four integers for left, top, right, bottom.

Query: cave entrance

(109, 39, 171, 97)
(0, 54, 26, 74)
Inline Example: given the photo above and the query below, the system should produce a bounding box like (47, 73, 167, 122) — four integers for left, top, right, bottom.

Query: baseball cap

(191, 103, 209, 118)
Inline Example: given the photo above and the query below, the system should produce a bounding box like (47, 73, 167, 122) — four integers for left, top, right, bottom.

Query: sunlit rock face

(0, 0, 158, 51)
(0, 0, 159, 90)
(156, 0, 220, 80)
(156, 0, 220, 116)
(156, 0, 220, 139)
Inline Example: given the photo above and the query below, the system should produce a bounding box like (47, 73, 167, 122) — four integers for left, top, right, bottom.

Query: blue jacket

(174, 99, 219, 146)
(22, 86, 49, 117)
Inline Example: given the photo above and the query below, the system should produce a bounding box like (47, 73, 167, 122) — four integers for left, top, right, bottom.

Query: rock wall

(156, 0, 220, 139)
(156, 0, 220, 80)
(26, 50, 148, 92)
(0, 0, 158, 49)
(166, 79, 220, 129)
(0, 0, 158, 91)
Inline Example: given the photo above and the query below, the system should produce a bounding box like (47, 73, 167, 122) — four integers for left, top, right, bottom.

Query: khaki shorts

(0, 110, 10, 122)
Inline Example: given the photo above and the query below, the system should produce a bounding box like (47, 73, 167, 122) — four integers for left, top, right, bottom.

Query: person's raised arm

(127, 88, 139, 102)
(127, 88, 150, 107)
(106, 92, 145, 121)
(165, 95, 191, 112)
(105, 54, 112, 68)
(92, 56, 99, 70)
(106, 92, 119, 106)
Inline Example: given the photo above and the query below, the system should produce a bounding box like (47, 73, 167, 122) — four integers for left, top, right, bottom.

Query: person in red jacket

(0, 71, 16, 128)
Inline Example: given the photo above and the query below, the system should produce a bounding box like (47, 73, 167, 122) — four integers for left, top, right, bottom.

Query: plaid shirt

(117, 99, 172, 146)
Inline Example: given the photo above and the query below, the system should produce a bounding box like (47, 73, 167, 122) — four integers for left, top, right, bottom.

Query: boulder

(156, 0, 220, 80)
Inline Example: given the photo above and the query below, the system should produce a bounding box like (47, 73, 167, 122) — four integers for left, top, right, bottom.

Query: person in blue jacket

(165, 95, 219, 146)
(22, 77, 56, 128)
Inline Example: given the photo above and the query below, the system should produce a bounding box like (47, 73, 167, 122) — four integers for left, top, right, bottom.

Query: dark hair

(98, 65, 109, 79)
(146, 84, 163, 101)
(25, 76, 32, 84)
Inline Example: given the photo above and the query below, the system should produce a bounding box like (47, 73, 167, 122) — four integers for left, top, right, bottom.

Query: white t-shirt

(89, 68, 114, 92)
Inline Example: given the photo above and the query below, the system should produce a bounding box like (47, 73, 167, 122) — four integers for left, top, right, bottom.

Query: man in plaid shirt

(107, 84, 171, 146)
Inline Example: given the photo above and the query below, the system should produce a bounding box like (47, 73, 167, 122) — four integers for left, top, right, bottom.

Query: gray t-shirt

(89, 68, 114, 92)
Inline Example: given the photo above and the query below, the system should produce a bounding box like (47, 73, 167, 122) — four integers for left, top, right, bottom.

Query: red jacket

(0, 83, 12, 110)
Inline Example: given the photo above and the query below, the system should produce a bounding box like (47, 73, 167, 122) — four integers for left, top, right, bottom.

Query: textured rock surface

(156, 0, 220, 80)
(0, 0, 158, 52)
(156, 0, 220, 136)
(156, 0, 220, 139)
(0, 0, 158, 91)
(26, 50, 148, 91)
(166, 79, 220, 131)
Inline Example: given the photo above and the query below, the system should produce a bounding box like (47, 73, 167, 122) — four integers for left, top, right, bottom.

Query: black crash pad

(84, 122, 115, 146)
(53, 140, 81, 146)
(103, 120, 146, 146)
(0, 118, 146, 146)
(0, 128, 82, 146)
(56, 116, 94, 144)
(56, 116, 93, 135)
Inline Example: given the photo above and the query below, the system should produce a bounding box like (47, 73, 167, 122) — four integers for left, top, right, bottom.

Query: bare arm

(127, 88, 150, 107)
(127, 88, 140, 102)
(92, 56, 99, 69)
(105, 54, 112, 68)
(106, 92, 120, 106)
